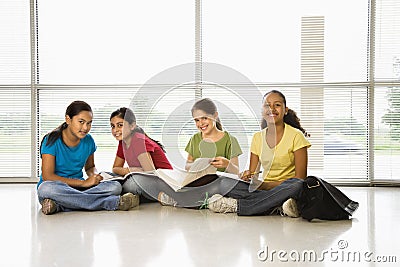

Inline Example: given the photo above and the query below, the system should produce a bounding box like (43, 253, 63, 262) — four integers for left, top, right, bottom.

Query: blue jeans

(37, 180, 122, 212)
(224, 178, 304, 216)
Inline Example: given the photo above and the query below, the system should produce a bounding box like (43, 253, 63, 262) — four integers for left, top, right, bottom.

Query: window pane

(375, 0, 400, 80)
(203, 0, 368, 83)
(0, 89, 31, 177)
(254, 87, 368, 180)
(0, 0, 30, 84)
(38, 0, 195, 84)
(374, 86, 400, 180)
(39, 87, 136, 172)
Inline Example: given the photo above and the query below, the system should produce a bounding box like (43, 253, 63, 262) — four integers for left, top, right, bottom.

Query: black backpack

(297, 176, 359, 221)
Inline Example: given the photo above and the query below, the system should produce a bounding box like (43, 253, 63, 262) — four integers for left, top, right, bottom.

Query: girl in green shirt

(130, 98, 243, 207)
(184, 98, 242, 174)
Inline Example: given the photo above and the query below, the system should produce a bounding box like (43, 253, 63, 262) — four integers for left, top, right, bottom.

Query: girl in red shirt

(110, 107, 172, 199)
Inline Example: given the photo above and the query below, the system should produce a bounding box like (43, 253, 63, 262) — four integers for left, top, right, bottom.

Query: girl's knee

(279, 178, 303, 190)
(122, 178, 141, 194)
(286, 178, 305, 194)
(37, 181, 63, 198)
(103, 181, 122, 195)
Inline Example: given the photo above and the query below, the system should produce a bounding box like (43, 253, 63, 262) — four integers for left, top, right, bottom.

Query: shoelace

(269, 206, 285, 216)
(198, 192, 209, 210)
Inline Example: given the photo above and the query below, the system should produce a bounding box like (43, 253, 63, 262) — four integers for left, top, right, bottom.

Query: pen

(250, 171, 262, 175)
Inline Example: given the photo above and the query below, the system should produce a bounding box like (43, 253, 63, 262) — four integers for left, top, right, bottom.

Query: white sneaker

(281, 198, 300, 218)
(208, 194, 237, 213)
(158, 192, 178, 207)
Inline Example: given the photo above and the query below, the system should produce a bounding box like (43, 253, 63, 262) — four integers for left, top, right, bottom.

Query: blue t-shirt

(37, 134, 97, 188)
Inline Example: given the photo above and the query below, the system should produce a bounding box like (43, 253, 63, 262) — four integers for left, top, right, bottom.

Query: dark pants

(225, 178, 304, 216)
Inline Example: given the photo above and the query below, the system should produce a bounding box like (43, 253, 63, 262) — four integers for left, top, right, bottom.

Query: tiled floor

(0, 184, 399, 267)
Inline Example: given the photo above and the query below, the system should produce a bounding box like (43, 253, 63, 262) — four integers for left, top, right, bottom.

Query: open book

(99, 158, 243, 191)
(99, 170, 154, 182)
(99, 171, 129, 182)
(153, 158, 242, 192)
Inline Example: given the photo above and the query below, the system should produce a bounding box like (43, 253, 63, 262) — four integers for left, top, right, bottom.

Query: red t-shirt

(116, 132, 172, 169)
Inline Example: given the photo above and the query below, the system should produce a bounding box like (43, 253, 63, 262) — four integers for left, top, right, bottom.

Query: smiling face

(65, 110, 93, 139)
(262, 92, 288, 125)
(110, 116, 135, 142)
(192, 109, 218, 135)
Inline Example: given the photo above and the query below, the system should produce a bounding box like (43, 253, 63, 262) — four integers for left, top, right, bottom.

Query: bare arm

(136, 152, 156, 172)
(186, 154, 240, 175)
(211, 156, 240, 174)
(84, 154, 98, 177)
(84, 154, 104, 186)
(42, 154, 101, 188)
(112, 152, 156, 175)
(112, 155, 130, 176)
(294, 146, 308, 179)
(240, 152, 261, 181)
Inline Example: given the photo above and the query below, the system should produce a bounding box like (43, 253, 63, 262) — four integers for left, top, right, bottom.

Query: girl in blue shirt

(37, 100, 138, 215)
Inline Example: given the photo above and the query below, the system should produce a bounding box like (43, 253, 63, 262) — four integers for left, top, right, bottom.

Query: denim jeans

(37, 180, 122, 212)
(124, 174, 303, 215)
(124, 174, 231, 208)
(122, 177, 158, 203)
(224, 178, 304, 216)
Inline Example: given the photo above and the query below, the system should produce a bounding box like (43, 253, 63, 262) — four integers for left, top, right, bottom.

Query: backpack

(297, 176, 359, 221)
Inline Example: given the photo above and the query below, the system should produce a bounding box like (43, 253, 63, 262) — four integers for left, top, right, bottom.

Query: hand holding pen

(240, 170, 262, 182)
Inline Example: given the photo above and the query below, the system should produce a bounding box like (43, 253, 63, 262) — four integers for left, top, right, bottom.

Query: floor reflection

(0, 185, 398, 266)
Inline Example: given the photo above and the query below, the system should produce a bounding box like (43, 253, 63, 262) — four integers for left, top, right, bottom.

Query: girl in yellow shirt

(208, 90, 311, 216)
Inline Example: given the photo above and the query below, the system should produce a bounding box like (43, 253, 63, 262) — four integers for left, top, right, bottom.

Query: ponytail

(283, 109, 309, 137)
(41, 122, 68, 148)
(215, 118, 223, 131)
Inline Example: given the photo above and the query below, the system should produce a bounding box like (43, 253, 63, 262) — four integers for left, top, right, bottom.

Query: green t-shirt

(185, 131, 243, 172)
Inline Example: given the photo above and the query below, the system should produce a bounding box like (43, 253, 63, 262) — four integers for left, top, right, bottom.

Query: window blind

(0, 0, 31, 178)
(0, 88, 32, 177)
(0, 0, 399, 183)
(374, 0, 400, 181)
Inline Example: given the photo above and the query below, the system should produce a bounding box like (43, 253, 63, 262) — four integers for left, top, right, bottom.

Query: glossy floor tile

(0, 185, 398, 267)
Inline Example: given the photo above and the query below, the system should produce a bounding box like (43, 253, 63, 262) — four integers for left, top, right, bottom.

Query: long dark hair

(40, 100, 92, 151)
(110, 107, 166, 152)
(191, 98, 223, 130)
(261, 90, 309, 137)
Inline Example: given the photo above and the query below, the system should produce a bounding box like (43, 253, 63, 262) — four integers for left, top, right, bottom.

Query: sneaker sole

(119, 193, 139, 211)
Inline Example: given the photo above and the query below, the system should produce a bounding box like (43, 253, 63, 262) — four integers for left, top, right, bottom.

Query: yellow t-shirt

(250, 123, 311, 182)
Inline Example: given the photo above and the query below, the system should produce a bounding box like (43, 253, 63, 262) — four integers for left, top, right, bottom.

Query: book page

(154, 168, 190, 191)
(99, 171, 125, 182)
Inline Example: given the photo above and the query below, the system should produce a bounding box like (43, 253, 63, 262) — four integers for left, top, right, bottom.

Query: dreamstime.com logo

(257, 240, 397, 263)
